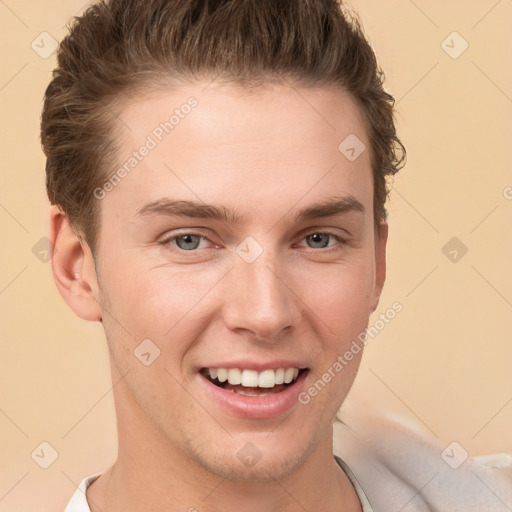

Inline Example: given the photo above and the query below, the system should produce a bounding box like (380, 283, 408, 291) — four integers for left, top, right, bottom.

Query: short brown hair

(41, 0, 405, 254)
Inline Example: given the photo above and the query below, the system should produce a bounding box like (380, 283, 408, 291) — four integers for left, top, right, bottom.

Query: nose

(220, 251, 300, 341)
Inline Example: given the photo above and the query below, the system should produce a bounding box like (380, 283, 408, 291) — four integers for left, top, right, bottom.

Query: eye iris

(308, 233, 329, 248)
(176, 234, 201, 250)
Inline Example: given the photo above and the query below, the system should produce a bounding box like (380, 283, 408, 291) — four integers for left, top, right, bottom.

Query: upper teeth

(208, 368, 300, 388)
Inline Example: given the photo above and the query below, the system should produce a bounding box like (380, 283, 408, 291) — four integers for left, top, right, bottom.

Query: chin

(187, 431, 322, 483)
(211, 452, 308, 482)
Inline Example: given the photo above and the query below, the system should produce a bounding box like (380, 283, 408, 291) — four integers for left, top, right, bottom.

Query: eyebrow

(135, 196, 365, 223)
(293, 196, 365, 222)
(136, 199, 242, 223)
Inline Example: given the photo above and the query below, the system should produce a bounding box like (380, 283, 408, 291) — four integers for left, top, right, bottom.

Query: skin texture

(50, 81, 387, 512)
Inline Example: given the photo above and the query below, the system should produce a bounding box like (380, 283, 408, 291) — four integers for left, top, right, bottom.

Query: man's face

(92, 81, 386, 480)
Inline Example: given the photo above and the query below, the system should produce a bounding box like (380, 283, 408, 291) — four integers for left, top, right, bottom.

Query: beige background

(1, 1, 511, 510)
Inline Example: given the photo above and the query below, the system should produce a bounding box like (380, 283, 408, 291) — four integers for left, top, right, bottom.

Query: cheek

(299, 257, 375, 340)
(99, 257, 225, 350)
(296, 260, 373, 415)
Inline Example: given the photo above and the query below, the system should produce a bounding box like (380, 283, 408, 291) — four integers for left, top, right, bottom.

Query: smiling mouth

(200, 367, 307, 396)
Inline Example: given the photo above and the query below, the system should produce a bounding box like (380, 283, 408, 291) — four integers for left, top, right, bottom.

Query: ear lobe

(49, 205, 102, 322)
(369, 221, 388, 314)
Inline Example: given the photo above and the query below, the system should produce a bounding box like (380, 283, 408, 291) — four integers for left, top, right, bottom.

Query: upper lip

(198, 360, 308, 371)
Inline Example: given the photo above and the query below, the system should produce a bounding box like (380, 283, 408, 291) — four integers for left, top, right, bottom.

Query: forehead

(116, 80, 368, 152)
(104, 80, 373, 221)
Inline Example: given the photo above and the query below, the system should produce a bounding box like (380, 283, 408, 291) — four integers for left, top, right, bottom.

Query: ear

(369, 221, 388, 314)
(49, 205, 102, 322)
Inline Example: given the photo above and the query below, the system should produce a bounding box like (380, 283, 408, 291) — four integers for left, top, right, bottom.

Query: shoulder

(333, 398, 512, 511)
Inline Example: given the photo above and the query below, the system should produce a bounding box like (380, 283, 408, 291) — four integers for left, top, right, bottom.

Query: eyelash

(159, 231, 349, 252)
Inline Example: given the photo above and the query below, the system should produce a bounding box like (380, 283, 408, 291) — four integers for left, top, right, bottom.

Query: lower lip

(199, 370, 308, 419)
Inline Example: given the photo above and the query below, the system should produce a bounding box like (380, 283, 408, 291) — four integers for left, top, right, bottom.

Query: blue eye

(169, 234, 205, 250)
(160, 231, 346, 253)
(303, 233, 342, 249)
(177, 234, 201, 250)
(306, 233, 330, 248)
